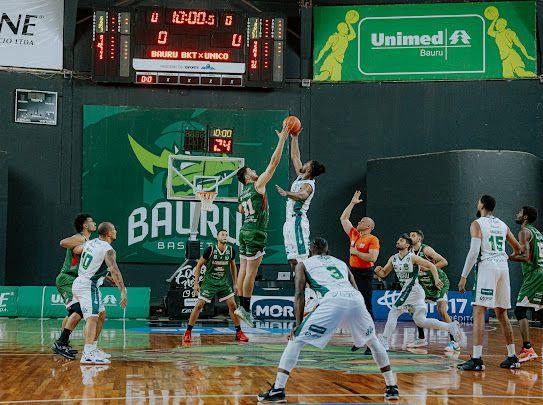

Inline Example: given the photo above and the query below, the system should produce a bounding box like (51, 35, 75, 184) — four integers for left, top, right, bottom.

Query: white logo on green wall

(359, 15, 485, 75)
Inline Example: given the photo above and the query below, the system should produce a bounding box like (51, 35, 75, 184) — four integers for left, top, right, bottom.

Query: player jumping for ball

(234, 123, 290, 327)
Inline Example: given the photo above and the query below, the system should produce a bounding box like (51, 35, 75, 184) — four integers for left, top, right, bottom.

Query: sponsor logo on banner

(0, 292, 15, 313)
(251, 296, 295, 320)
(49, 293, 64, 305)
(103, 295, 118, 305)
(0, 0, 63, 69)
(372, 290, 484, 323)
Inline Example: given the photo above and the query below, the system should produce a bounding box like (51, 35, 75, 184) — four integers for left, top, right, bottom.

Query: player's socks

(187, 324, 194, 331)
(417, 327, 425, 340)
(450, 334, 455, 341)
(235, 325, 241, 332)
(506, 343, 516, 357)
(84, 344, 94, 354)
(274, 372, 289, 389)
(383, 370, 395, 386)
(57, 328, 72, 345)
(473, 345, 483, 359)
(242, 296, 251, 312)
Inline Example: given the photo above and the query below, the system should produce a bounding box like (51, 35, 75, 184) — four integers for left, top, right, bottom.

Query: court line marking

(1, 393, 543, 403)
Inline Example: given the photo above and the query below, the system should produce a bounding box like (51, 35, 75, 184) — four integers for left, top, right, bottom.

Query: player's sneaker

(257, 383, 286, 403)
(183, 330, 192, 343)
(380, 336, 390, 351)
(94, 347, 111, 359)
(449, 321, 464, 343)
(500, 355, 521, 369)
(518, 347, 538, 363)
(457, 357, 485, 371)
(385, 385, 399, 400)
(235, 330, 249, 342)
(51, 341, 75, 360)
(80, 349, 111, 365)
(66, 343, 78, 355)
(407, 338, 428, 348)
(235, 307, 256, 328)
(445, 341, 461, 352)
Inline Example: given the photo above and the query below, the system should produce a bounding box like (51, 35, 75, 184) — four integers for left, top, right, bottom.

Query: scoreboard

(92, 8, 285, 88)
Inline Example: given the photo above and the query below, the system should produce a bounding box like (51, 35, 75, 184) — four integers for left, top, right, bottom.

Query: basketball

(345, 10, 360, 24)
(484, 6, 499, 21)
(283, 115, 302, 135)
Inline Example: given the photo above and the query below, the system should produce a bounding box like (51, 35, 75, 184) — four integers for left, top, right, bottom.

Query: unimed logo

(103, 295, 117, 305)
(50, 293, 64, 305)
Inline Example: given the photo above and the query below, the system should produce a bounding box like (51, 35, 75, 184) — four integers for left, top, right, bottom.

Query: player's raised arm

(374, 257, 393, 279)
(293, 262, 307, 328)
(290, 133, 303, 174)
(104, 249, 127, 308)
(60, 234, 86, 249)
(254, 123, 289, 193)
(412, 255, 443, 289)
(340, 190, 362, 235)
(509, 228, 532, 263)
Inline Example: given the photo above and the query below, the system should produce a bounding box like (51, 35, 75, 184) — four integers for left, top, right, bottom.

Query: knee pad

(515, 306, 528, 321)
(68, 302, 83, 318)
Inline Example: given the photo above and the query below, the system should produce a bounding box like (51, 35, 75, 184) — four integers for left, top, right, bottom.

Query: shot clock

(182, 127, 234, 155)
(92, 7, 285, 88)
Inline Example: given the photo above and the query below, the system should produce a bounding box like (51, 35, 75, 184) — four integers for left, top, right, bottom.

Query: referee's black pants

(352, 268, 374, 319)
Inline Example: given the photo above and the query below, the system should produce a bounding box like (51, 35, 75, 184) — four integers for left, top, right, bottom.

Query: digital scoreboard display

(92, 8, 285, 88)
(182, 127, 234, 154)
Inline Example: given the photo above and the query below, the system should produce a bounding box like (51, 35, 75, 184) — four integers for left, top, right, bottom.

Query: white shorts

(394, 283, 426, 312)
(294, 290, 375, 349)
(283, 216, 310, 261)
(473, 260, 511, 309)
(72, 277, 105, 319)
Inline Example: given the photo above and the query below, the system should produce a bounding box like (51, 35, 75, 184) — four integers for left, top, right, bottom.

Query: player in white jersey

(276, 131, 326, 269)
(257, 237, 399, 402)
(376, 234, 463, 351)
(72, 222, 127, 364)
(458, 195, 522, 371)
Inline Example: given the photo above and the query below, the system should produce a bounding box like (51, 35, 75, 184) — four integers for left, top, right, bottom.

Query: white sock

(383, 370, 396, 386)
(507, 344, 516, 357)
(274, 372, 289, 389)
(92, 341, 98, 348)
(84, 344, 94, 354)
(473, 345, 483, 359)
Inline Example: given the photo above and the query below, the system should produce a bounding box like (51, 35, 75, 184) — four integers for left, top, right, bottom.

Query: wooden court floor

(0, 318, 542, 404)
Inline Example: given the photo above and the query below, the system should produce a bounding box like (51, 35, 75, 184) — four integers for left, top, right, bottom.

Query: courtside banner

(251, 296, 295, 320)
(372, 290, 487, 323)
(313, 1, 536, 82)
(0, 0, 64, 70)
(0, 286, 18, 316)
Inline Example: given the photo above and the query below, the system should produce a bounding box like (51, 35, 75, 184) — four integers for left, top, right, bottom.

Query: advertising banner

(0, 0, 64, 70)
(314, 1, 536, 82)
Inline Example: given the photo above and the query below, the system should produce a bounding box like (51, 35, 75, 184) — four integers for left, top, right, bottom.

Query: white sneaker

(449, 321, 464, 343)
(380, 336, 390, 351)
(94, 348, 111, 359)
(407, 338, 428, 348)
(80, 349, 111, 364)
(445, 341, 461, 352)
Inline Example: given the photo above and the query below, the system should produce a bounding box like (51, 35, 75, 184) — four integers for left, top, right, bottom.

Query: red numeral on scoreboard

(151, 11, 159, 23)
(157, 30, 168, 45)
(139, 75, 154, 83)
(96, 34, 105, 60)
(231, 34, 242, 48)
(225, 15, 233, 26)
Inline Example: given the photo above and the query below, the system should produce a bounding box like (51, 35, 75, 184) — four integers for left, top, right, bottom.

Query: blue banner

(372, 290, 487, 323)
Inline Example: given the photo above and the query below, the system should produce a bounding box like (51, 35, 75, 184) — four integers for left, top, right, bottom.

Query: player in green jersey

(51, 213, 96, 360)
(234, 123, 290, 327)
(509, 206, 543, 363)
(409, 230, 459, 352)
(183, 230, 248, 343)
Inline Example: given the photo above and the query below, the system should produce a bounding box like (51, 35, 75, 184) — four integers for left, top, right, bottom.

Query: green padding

(2, 286, 150, 319)
(0, 286, 18, 316)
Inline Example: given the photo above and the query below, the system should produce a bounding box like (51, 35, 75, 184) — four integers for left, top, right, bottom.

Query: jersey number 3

(326, 266, 344, 280)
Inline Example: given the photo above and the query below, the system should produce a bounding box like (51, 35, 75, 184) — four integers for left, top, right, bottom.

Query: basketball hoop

(196, 191, 218, 211)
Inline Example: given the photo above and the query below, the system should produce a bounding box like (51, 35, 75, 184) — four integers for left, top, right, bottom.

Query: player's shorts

(424, 284, 449, 303)
(516, 268, 543, 310)
(55, 273, 78, 309)
(72, 277, 105, 319)
(283, 215, 310, 261)
(473, 259, 511, 309)
(426, 292, 448, 304)
(239, 228, 267, 260)
(394, 283, 426, 311)
(199, 279, 234, 303)
(294, 290, 375, 349)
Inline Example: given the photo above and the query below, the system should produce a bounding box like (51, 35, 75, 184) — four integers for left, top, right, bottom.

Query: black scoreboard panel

(92, 8, 285, 88)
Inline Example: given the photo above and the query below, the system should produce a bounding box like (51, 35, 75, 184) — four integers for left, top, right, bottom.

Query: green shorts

(239, 228, 267, 260)
(199, 279, 234, 303)
(55, 273, 77, 307)
(517, 270, 543, 309)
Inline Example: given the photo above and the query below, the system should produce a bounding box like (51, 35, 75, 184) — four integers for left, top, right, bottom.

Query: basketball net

(196, 191, 217, 211)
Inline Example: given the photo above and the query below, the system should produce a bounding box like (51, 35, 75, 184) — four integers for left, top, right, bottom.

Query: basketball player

(51, 214, 96, 360)
(376, 234, 463, 351)
(408, 230, 459, 352)
(72, 222, 127, 364)
(257, 238, 399, 402)
(234, 123, 290, 327)
(275, 132, 326, 269)
(508, 206, 543, 363)
(183, 229, 248, 343)
(457, 195, 522, 371)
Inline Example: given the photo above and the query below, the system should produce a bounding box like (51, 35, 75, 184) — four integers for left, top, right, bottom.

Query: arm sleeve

(202, 246, 213, 260)
(461, 238, 481, 278)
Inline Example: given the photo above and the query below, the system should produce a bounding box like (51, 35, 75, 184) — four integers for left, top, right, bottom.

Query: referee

(340, 190, 380, 318)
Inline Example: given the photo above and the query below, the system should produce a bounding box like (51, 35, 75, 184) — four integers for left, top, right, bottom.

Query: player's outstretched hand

(275, 185, 287, 197)
(288, 327, 297, 341)
(435, 279, 444, 290)
(351, 190, 363, 205)
(193, 283, 200, 294)
(120, 290, 127, 309)
(275, 122, 290, 139)
(458, 277, 467, 293)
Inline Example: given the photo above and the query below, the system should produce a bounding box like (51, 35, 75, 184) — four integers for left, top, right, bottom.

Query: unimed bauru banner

(0, 0, 64, 70)
(313, 1, 536, 82)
